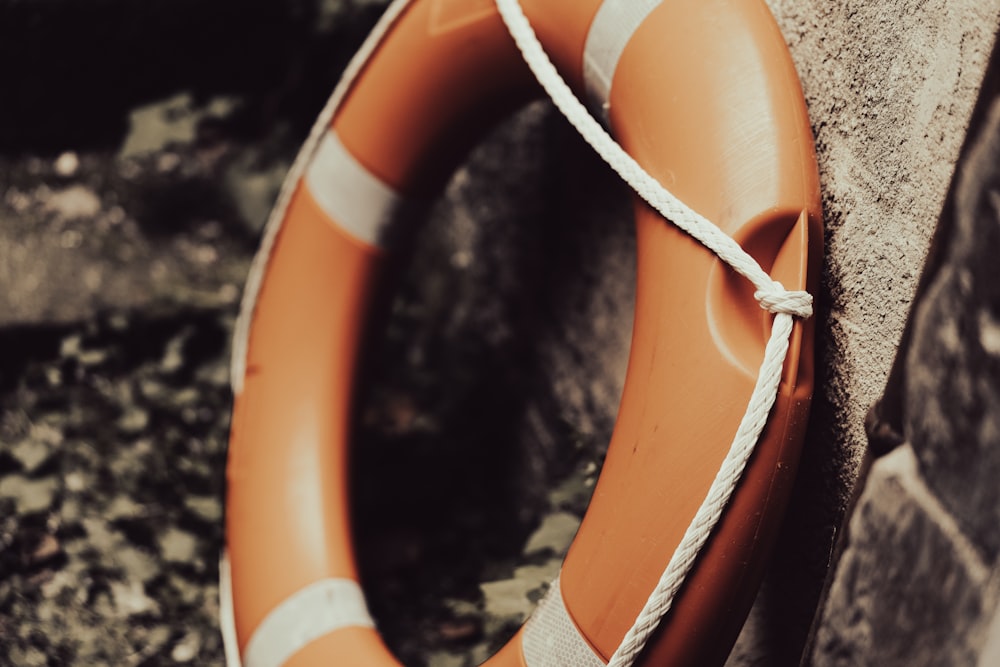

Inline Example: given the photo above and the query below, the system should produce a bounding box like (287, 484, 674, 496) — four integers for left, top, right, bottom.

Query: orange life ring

(223, 0, 822, 665)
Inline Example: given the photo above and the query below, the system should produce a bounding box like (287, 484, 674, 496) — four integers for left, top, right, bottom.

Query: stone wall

(731, 2, 1000, 664)
(809, 45, 1000, 666)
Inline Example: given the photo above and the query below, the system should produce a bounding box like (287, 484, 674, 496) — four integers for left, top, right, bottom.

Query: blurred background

(0, 2, 639, 664)
(1, 1, 998, 665)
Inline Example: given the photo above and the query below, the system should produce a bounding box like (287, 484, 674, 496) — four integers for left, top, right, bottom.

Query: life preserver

(222, 0, 822, 665)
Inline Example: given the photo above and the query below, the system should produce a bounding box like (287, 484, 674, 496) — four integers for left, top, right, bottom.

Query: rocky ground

(0, 3, 635, 663)
(0, 99, 625, 667)
(0, 310, 232, 665)
(0, 281, 607, 666)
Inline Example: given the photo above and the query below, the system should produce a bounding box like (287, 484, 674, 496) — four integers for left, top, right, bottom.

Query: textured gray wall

(810, 69, 1000, 667)
(729, 2, 1000, 664)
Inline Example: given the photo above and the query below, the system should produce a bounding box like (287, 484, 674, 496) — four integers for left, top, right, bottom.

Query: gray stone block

(905, 97, 1000, 562)
(810, 445, 993, 667)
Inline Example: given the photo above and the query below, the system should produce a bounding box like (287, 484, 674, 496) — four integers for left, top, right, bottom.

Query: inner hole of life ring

(348, 100, 635, 665)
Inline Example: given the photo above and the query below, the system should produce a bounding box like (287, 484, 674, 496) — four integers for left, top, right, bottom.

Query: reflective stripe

(304, 130, 405, 248)
(231, 0, 415, 395)
(582, 0, 662, 117)
(243, 578, 375, 667)
(522, 576, 606, 667)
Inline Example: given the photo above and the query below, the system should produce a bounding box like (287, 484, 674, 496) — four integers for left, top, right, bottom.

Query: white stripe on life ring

(304, 130, 405, 248)
(522, 575, 606, 667)
(219, 553, 244, 667)
(242, 577, 375, 667)
(582, 0, 663, 118)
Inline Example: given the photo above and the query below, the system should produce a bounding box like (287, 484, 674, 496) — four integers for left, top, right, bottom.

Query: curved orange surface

(226, 0, 822, 665)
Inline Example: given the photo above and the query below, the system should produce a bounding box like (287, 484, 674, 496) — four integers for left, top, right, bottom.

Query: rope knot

(754, 282, 813, 318)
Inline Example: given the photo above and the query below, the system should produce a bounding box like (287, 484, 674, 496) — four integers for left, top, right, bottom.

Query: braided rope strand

(492, 1, 812, 665)
(607, 313, 794, 666)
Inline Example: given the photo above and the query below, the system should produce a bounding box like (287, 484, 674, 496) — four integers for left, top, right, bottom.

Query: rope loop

(755, 282, 813, 318)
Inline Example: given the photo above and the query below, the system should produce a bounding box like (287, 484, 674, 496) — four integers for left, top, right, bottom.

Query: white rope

(492, 1, 813, 666)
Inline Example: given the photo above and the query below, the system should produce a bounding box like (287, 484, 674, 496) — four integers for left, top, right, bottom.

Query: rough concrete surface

(768, 0, 999, 484)
(0, 0, 998, 666)
(811, 63, 1000, 667)
(739, 2, 1000, 663)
